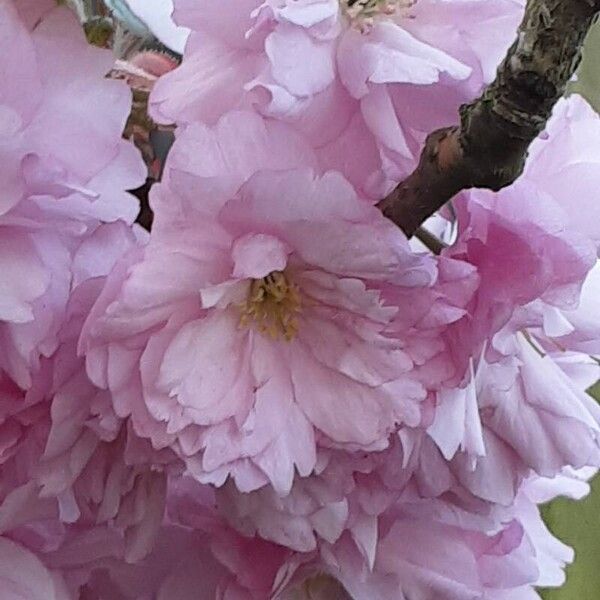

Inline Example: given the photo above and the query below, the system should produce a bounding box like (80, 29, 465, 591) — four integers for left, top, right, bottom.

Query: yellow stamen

(341, 0, 416, 30)
(239, 271, 302, 341)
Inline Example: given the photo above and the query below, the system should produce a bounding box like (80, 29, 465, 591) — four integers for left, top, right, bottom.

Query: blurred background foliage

(539, 23, 600, 600)
(571, 23, 600, 111)
(541, 366, 600, 600)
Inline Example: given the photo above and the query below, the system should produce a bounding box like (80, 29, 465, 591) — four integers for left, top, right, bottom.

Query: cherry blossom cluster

(1, 0, 600, 598)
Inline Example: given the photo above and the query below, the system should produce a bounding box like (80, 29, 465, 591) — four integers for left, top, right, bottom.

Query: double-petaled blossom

(0, 2, 172, 586)
(0, 2, 145, 390)
(150, 0, 523, 199)
(67, 467, 584, 600)
(426, 95, 600, 507)
(2, 0, 600, 597)
(0, 221, 174, 577)
(81, 157, 447, 495)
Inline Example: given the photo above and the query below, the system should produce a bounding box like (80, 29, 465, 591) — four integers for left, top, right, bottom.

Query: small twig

(132, 179, 154, 230)
(378, 0, 600, 237)
(414, 227, 447, 255)
(521, 330, 547, 358)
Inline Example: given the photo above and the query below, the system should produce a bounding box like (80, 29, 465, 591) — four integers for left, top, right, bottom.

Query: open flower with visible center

(81, 166, 441, 495)
(150, 0, 523, 199)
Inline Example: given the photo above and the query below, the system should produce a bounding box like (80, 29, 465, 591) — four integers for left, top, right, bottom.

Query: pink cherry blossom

(425, 95, 600, 504)
(80, 469, 573, 600)
(0, 221, 175, 572)
(0, 7, 151, 549)
(440, 95, 600, 361)
(178, 470, 578, 600)
(0, 3, 146, 390)
(150, 0, 524, 199)
(318, 469, 584, 600)
(0, 1, 599, 598)
(80, 163, 444, 495)
(55, 477, 301, 599)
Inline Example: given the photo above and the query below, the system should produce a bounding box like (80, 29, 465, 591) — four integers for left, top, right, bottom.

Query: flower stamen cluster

(341, 0, 416, 30)
(239, 271, 302, 341)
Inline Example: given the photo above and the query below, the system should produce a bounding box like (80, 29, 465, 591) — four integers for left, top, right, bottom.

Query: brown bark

(378, 0, 600, 238)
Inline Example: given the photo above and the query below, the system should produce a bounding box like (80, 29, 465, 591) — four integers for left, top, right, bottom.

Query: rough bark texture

(378, 0, 600, 238)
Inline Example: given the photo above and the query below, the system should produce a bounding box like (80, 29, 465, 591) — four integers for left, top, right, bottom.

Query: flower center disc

(342, 0, 412, 18)
(239, 271, 302, 341)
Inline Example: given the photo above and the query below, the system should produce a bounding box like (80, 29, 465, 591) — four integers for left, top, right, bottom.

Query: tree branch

(378, 0, 600, 237)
